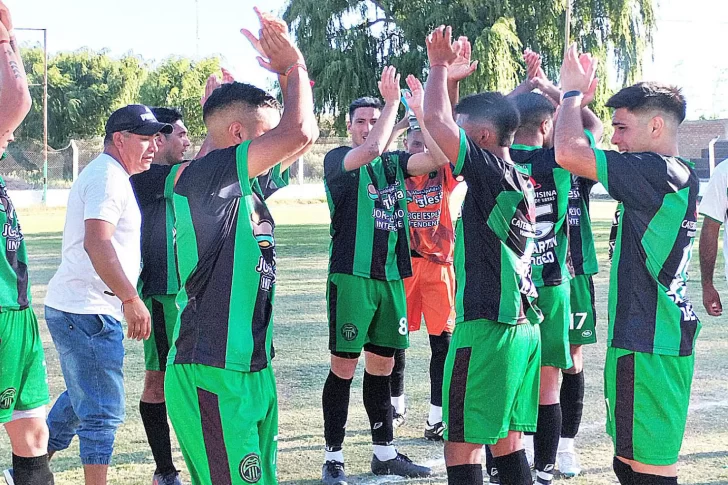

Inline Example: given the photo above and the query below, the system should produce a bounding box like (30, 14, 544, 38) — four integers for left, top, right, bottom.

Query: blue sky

(9, 0, 728, 119)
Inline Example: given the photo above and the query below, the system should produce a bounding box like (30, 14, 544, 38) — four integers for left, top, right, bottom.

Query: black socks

(322, 371, 353, 450)
(429, 333, 450, 407)
(139, 401, 176, 476)
(446, 464, 483, 484)
(534, 404, 561, 478)
(363, 371, 394, 444)
(12, 454, 54, 485)
(493, 449, 532, 484)
(560, 371, 584, 438)
(391, 348, 406, 398)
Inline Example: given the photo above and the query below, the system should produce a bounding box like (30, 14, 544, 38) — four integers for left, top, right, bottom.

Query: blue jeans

(45, 306, 125, 466)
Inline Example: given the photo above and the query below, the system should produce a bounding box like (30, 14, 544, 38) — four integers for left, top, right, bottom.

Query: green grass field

(3, 200, 728, 484)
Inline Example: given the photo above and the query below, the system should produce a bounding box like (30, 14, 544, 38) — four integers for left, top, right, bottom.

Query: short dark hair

(349, 97, 383, 122)
(513, 93, 555, 132)
(455, 92, 521, 146)
(202, 82, 281, 122)
(606, 82, 686, 124)
(151, 107, 184, 126)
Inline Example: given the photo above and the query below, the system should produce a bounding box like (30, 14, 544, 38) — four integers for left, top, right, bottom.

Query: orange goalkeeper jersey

(406, 167, 460, 265)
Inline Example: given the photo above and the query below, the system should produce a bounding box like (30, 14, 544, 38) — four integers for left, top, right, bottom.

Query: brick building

(678, 118, 728, 179)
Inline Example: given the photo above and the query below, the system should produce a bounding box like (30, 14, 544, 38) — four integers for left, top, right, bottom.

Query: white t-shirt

(45, 153, 142, 321)
(699, 158, 728, 283)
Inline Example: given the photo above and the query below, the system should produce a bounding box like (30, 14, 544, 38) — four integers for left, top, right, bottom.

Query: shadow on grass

(49, 450, 152, 473)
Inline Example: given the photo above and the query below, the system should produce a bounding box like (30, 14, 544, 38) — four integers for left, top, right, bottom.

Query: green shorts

(0, 307, 50, 423)
(442, 319, 540, 445)
(569, 274, 597, 345)
(604, 347, 694, 466)
(165, 364, 278, 485)
(327, 273, 409, 353)
(143, 294, 179, 372)
(535, 281, 573, 369)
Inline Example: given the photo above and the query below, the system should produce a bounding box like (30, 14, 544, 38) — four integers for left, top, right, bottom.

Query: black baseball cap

(105, 104, 173, 136)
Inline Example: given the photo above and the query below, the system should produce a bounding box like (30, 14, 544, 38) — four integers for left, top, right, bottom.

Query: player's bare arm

(385, 116, 410, 152)
(342, 66, 402, 172)
(404, 75, 451, 176)
(554, 44, 599, 180)
(508, 49, 542, 98)
(277, 69, 320, 170)
(242, 9, 317, 178)
(0, 18, 30, 140)
(700, 217, 723, 316)
(423, 26, 463, 166)
(84, 219, 152, 341)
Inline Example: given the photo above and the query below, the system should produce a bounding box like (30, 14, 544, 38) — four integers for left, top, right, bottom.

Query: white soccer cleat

(557, 449, 582, 478)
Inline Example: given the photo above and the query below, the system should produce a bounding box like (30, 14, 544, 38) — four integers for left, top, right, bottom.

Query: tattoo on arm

(5, 48, 21, 79)
(9, 38, 17, 54)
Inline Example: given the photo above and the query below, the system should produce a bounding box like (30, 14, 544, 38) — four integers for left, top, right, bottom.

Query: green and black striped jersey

(568, 176, 598, 276)
(0, 176, 30, 310)
(168, 142, 288, 372)
(511, 145, 572, 286)
(596, 148, 700, 356)
(454, 130, 541, 325)
(131, 164, 181, 298)
(324, 147, 412, 281)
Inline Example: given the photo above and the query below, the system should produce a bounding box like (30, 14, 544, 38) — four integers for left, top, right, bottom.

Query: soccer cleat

(322, 460, 348, 485)
(524, 445, 535, 469)
(534, 476, 552, 485)
(424, 420, 445, 441)
(557, 449, 582, 478)
(152, 471, 183, 485)
(2, 469, 13, 485)
(487, 466, 500, 484)
(392, 406, 407, 428)
(371, 452, 432, 478)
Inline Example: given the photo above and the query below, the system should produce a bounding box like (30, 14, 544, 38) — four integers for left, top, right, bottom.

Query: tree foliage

(18, 47, 220, 147)
(284, 0, 655, 133)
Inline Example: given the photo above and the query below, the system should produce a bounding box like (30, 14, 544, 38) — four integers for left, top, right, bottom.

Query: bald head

(203, 82, 282, 149)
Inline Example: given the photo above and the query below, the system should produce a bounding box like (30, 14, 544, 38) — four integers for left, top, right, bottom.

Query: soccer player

(129, 107, 190, 485)
(423, 26, 541, 485)
(321, 69, 453, 483)
(509, 55, 602, 482)
(0, 3, 55, 483)
(163, 10, 317, 485)
(698, 159, 728, 317)
(555, 45, 700, 485)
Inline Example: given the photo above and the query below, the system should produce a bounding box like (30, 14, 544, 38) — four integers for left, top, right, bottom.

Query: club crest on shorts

(0, 388, 16, 410)
(341, 323, 358, 341)
(239, 453, 262, 483)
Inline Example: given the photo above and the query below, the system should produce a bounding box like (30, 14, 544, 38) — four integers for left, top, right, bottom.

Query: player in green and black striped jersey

(556, 45, 700, 485)
(321, 70, 451, 483)
(421, 27, 542, 485)
(0, 6, 55, 482)
(509, 81, 603, 482)
(130, 107, 190, 485)
(163, 17, 318, 485)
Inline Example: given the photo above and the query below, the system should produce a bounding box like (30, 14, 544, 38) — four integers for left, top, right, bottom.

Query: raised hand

(378, 66, 401, 105)
(426, 26, 461, 69)
(241, 7, 303, 74)
(560, 43, 597, 94)
(221, 67, 235, 84)
(579, 53, 599, 106)
(404, 75, 424, 115)
(448, 36, 478, 82)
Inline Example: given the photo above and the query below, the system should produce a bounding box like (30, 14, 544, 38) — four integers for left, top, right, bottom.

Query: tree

(20, 47, 148, 147)
(139, 57, 221, 138)
(284, 0, 655, 133)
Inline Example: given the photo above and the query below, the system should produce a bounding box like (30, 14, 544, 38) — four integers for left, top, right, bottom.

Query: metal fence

(1, 137, 352, 191)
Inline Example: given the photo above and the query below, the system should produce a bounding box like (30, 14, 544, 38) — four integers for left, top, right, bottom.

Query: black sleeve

(387, 150, 413, 178)
(176, 146, 240, 197)
(130, 164, 173, 208)
(595, 149, 676, 209)
(324, 146, 353, 185)
(452, 130, 501, 183)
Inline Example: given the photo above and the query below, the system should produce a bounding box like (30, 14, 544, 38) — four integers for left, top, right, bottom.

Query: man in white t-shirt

(699, 158, 728, 317)
(43, 105, 171, 485)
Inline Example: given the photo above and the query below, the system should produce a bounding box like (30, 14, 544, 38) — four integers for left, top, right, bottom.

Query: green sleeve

(235, 141, 254, 195)
(453, 128, 468, 177)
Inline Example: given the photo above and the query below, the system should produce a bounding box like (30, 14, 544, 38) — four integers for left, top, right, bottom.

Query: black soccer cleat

(424, 420, 445, 441)
(371, 452, 432, 478)
(487, 466, 500, 484)
(322, 460, 348, 485)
